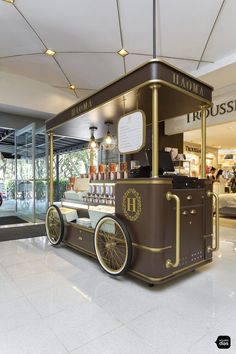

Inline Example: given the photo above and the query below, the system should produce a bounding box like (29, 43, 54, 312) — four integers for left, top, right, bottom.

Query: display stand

(45, 59, 219, 285)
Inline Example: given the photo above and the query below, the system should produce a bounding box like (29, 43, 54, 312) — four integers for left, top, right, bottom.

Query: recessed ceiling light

(69, 84, 76, 90)
(3, 0, 15, 4)
(45, 49, 56, 56)
(117, 48, 129, 57)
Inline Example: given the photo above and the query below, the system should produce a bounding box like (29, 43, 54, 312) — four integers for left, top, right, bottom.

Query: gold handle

(182, 210, 188, 216)
(207, 191, 219, 252)
(186, 195, 192, 200)
(190, 209, 197, 215)
(166, 192, 181, 268)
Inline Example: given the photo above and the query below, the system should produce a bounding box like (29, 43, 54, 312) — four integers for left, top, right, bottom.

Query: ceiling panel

(57, 53, 124, 90)
(159, 0, 223, 59)
(203, 0, 236, 62)
(57, 88, 96, 101)
(0, 55, 67, 87)
(119, 0, 154, 54)
(76, 89, 96, 101)
(161, 57, 198, 73)
(200, 62, 236, 90)
(16, 0, 121, 52)
(126, 55, 200, 74)
(125, 54, 152, 72)
(0, 2, 44, 57)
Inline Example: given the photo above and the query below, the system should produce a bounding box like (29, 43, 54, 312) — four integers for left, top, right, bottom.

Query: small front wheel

(46, 205, 64, 245)
(94, 215, 132, 276)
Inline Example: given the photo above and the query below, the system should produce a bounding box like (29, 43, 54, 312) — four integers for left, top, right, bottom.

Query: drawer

(64, 225, 95, 254)
(174, 189, 206, 207)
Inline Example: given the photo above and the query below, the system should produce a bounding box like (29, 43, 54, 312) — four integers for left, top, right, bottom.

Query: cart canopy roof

(46, 59, 213, 140)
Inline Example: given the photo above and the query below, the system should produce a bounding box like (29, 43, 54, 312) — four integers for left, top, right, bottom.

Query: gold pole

(201, 105, 207, 178)
(151, 84, 160, 178)
(49, 131, 54, 206)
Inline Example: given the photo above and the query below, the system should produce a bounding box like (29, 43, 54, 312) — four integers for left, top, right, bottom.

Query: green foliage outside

(53, 179, 67, 201)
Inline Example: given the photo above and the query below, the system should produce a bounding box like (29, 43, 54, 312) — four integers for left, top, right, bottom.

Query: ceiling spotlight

(45, 49, 56, 56)
(3, 0, 15, 4)
(117, 48, 129, 57)
(69, 84, 76, 90)
(89, 126, 98, 149)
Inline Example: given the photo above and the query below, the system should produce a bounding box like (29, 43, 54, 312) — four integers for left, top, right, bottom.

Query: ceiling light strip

(57, 51, 115, 55)
(116, 0, 127, 74)
(196, 0, 226, 70)
(12, 4, 75, 95)
(0, 53, 44, 60)
(13, 4, 49, 50)
(153, 0, 157, 58)
(53, 56, 77, 97)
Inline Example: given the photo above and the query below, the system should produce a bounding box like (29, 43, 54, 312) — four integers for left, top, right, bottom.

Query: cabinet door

(179, 205, 205, 266)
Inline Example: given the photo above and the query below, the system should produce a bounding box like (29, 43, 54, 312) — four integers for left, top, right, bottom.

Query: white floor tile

(0, 278, 23, 305)
(12, 270, 70, 295)
(0, 319, 68, 354)
(0, 297, 40, 333)
(44, 303, 121, 351)
(5, 259, 51, 280)
(26, 284, 87, 317)
(0, 218, 235, 354)
(127, 307, 207, 353)
(72, 326, 156, 354)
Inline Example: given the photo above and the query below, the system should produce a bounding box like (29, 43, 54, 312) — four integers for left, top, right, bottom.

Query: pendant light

(101, 121, 116, 150)
(89, 126, 98, 149)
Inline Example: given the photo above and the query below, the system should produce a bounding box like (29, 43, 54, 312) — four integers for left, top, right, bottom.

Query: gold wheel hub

(105, 241, 116, 249)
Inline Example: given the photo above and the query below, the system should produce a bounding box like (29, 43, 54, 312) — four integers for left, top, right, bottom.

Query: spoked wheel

(94, 215, 132, 276)
(46, 205, 64, 245)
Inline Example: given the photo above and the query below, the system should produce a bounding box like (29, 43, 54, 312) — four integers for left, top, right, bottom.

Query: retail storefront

(184, 142, 218, 177)
(165, 91, 236, 216)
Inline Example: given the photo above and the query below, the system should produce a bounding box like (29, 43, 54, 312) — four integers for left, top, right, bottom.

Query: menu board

(118, 111, 145, 154)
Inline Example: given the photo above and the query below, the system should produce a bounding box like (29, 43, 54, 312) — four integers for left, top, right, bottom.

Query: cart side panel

(63, 223, 95, 255)
(115, 179, 213, 283)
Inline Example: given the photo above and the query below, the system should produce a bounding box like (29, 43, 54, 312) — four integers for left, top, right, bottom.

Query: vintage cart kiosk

(45, 59, 219, 285)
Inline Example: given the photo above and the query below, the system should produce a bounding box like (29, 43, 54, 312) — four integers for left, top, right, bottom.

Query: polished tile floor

(0, 218, 235, 353)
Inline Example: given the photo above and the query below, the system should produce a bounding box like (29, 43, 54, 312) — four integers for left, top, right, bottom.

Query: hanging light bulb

(105, 122, 112, 144)
(89, 126, 98, 149)
(102, 121, 116, 150)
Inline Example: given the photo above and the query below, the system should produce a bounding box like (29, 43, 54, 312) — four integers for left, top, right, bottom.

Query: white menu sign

(118, 111, 145, 154)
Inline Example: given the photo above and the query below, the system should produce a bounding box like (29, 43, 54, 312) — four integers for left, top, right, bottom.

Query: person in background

(214, 169, 226, 194)
(230, 167, 236, 193)
(208, 167, 216, 181)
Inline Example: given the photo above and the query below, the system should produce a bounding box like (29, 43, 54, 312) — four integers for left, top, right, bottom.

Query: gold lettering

(186, 80, 192, 91)
(172, 72, 204, 97)
(180, 77, 186, 89)
(192, 83, 198, 94)
(172, 73, 179, 85)
(71, 99, 93, 117)
(127, 197, 137, 213)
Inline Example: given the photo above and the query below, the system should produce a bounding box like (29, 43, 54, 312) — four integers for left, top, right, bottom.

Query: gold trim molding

(130, 259, 212, 283)
(132, 243, 172, 253)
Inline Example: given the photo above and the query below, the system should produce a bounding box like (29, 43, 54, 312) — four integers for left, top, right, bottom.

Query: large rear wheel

(46, 205, 64, 245)
(94, 215, 132, 276)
